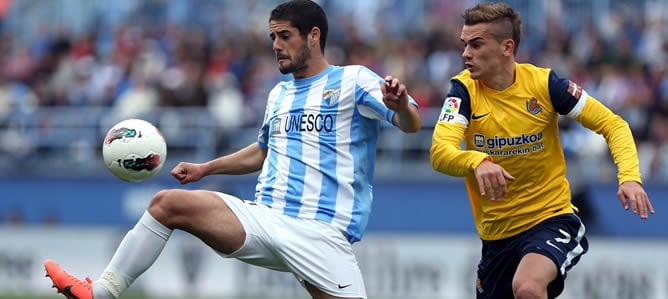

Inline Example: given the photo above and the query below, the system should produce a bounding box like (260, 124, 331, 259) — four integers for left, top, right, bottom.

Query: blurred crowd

(0, 0, 667, 182)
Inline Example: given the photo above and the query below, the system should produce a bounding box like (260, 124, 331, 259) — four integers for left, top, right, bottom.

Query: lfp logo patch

(443, 97, 461, 113)
(438, 97, 462, 123)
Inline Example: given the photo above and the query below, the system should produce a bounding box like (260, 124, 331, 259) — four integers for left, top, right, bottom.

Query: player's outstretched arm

(617, 181, 655, 219)
(171, 143, 267, 184)
(572, 97, 654, 219)
(381, 75, 421, 133)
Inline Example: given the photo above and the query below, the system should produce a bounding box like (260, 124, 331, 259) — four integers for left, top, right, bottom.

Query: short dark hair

(463, 2, 522, 56)
(270, 0, 328, 53)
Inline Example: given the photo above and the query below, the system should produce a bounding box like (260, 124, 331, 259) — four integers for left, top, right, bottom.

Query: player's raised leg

(512, 253, 556, 299)
(45, 189, 246, 299)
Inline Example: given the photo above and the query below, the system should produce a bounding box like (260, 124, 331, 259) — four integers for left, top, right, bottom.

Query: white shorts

(216, 192, 367, 298)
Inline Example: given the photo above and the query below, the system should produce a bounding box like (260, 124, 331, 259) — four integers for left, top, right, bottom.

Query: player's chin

(278, 64, 293, 74)
(468, 69, 481, 79)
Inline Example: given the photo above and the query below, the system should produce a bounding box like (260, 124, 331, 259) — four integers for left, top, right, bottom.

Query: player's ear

(503, 39, 515, 57)
(309, 27, 320, 46)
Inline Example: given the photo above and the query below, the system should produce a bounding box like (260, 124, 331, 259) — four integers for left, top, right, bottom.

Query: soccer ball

(102, 119, 167, 182)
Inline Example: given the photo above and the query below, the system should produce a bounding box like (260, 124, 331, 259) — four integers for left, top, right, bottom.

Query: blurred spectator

(0, 0, 10, 29)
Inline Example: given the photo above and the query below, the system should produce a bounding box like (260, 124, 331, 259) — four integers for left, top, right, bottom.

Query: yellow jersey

(430, 63, 642, 240)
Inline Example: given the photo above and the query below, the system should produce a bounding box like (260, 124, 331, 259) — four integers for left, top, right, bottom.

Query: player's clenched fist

(171, 162, 206, 184)
(381, 75, 409, 111)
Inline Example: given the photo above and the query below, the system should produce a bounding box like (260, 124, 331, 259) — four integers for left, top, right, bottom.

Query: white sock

(93, 211, 172, 299)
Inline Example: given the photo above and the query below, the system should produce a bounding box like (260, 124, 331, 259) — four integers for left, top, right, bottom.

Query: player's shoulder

(341, 64, 363, 70)
(344, 64, 383, 82)
(267, 80, 290, 98)
(515, 63, 554, 91)
(344, 64, 375, 74)
(273, 80, 290, 90)
(450, 70, 476, 95)
(452, 69, 473, 82)
(517, 63, 552, 81)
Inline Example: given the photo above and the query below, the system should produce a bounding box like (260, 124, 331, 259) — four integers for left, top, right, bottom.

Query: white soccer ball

(102, 119, 167, 182)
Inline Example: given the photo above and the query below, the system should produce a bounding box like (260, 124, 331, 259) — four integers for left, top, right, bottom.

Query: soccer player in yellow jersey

(430, 2, 655, 299)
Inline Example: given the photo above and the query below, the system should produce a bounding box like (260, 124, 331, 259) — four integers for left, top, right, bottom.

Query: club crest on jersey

(322, 88, 341, 106)
(526, 97, 542, 114)
(567, 80, 583, 100)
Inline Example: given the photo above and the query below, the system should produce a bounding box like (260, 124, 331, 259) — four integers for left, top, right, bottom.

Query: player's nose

(462, 47, 473, 59)
(272, 39, 283, 52)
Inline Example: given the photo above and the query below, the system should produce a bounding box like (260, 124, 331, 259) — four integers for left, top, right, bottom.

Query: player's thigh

(279, 218, 366, 298)
(217, 194, 292, 272)
(148, 189, 245, 254)
(513, 252, 557, 291)
(476, 239, 517, 299)
(517, 213, 589, 297)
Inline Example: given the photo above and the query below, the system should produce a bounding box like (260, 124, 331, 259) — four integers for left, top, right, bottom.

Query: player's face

(460, 23, 508, 80)
(270, 20, 311, 75)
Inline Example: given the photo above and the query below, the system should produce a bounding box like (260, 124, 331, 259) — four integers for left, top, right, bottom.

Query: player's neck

(293, 57, 330, 79)
(482, 62, 516, 91)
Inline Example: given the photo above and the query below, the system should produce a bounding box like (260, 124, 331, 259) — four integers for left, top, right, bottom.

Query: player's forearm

(430, 143, 489, 177)
(600, 118, 642, 184)
(394, 104, 421, 133)
(204, 143, 267, 176)
(430, 123, 489, 177)
(576, 98, 642, 184)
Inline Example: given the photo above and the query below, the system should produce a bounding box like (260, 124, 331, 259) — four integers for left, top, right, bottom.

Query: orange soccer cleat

(44, 259, 93, 299)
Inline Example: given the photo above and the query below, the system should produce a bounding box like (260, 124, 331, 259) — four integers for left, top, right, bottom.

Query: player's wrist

(201, 161, 215, 176)
(472, 156, 492, 171)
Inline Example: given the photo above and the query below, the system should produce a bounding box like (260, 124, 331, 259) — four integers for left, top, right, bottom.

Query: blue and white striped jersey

(255, 65, 417, 243)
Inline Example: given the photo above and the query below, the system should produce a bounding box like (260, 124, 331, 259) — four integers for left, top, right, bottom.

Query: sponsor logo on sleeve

(443, 97, 461, 113)
(438, 97, 461, 123)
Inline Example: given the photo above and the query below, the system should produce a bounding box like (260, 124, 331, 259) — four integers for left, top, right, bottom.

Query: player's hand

(617, 181, 654, 219)
(171, 162, 206, 184)
(474, 159, 515, 201)
(381, 75, 409, 112)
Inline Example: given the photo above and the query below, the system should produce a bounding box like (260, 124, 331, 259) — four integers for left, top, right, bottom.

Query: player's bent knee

(512, 279, 545, 299)
(148, 189, 196, 225)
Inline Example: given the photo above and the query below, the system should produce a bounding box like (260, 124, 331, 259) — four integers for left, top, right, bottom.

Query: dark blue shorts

(475, 214, 589, 299)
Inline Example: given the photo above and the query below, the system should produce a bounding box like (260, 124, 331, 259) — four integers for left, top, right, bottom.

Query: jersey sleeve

(430, 79, 489, 177)
(548, 70, 642, 184)
(436, 79, 472, 125)
(355, 66, 418, 124)
(547, 70, 587, 116)
(257, 83, 284, 149)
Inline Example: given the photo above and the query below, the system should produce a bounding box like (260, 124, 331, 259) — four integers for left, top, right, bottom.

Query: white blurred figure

(0, 69, 38, 159)
(112, 70, 159, 120)
(206, 72, 244, 139)
(111, 39, 166, 120)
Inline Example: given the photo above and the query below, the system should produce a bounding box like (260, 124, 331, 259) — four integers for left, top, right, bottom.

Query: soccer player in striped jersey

(430, 2, 654, 299)
(44, 1, 420, 299)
